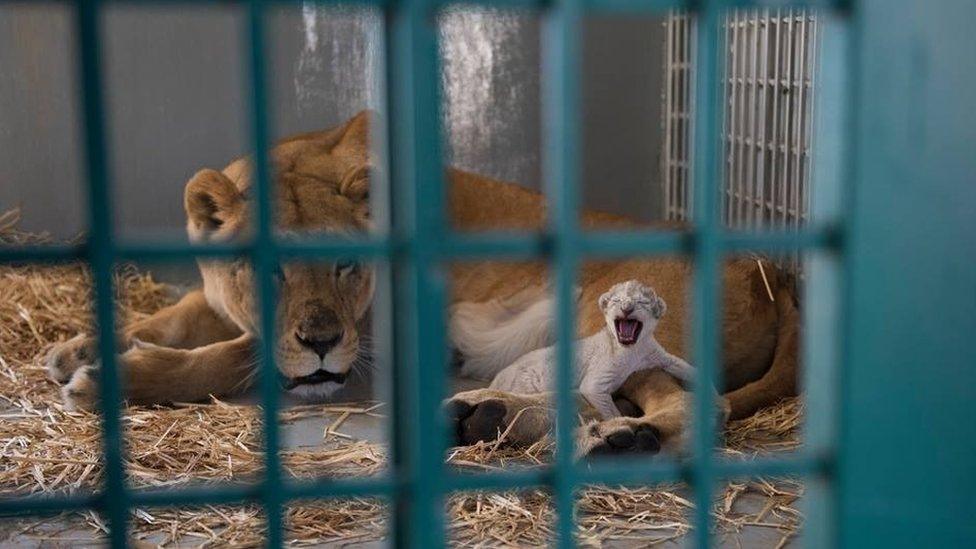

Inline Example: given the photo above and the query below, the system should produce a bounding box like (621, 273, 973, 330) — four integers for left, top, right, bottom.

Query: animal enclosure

(1, 0, 975, 548)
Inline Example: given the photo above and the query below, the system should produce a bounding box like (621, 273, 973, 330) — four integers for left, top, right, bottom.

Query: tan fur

(47, 111, 799, 452)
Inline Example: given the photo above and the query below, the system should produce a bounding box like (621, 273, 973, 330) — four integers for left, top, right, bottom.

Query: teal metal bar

(0, 493, 100, 516)
(440, 233, 551, 259)
(689, 2, 722, 547)
(542, 0, 583, 545)
(130, 484, 261, 507)
(0, 245, 87, 263)
(801, 9, 850, 548)
(74, 0, 129, 545)
(244, 0, 285, 545)
(578, 231, 693, 257)
(385, 0, 449, 546)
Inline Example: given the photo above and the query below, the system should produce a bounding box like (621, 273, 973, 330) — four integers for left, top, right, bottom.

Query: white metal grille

(663, 9, 820, 235)
(662, 12, 696, 221)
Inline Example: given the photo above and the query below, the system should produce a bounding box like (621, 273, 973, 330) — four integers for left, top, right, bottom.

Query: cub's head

(183, 111, 376, 399)
(598, 280, 666, 347)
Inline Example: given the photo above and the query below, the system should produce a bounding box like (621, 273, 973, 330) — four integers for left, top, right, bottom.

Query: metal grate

(663, 10, 696, 222)
(0, 1, 849, 548)
(664, 8, 820, 239)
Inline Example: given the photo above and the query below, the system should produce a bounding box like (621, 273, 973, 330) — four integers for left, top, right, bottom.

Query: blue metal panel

(841, 0, 976, 546)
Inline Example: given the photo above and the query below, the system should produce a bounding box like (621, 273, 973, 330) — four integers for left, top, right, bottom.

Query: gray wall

(0, 6, 665, 249)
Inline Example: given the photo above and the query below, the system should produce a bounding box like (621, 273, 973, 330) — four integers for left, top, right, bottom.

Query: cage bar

(690, 2, 722, 547)
(542, 0, 584, 545)
(243, 1, 286, 544)
(73, 0, 129, 545)
(384, 0, 450, 545)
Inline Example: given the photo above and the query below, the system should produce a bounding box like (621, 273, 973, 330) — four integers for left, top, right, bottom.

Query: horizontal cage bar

(0, 226, 841, 265)
(0, 0, 849, 11)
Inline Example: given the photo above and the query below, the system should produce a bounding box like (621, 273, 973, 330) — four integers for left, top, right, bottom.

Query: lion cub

(490, 280, 697, 420)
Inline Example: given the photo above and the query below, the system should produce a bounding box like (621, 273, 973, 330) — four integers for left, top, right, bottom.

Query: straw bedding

(0, 209, 802, 547)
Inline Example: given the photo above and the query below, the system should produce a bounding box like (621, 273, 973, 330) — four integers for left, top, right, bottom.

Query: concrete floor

(0, 375, 798, 547)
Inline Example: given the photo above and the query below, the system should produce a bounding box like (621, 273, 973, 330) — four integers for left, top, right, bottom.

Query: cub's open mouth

(283, 369, 348, 390)
(614, 317, 643, 346)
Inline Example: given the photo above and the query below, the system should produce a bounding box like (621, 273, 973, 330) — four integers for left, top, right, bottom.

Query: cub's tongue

(615, 318, 642, 345)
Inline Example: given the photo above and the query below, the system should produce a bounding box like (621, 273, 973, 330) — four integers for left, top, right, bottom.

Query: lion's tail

(450, 288, 571, 380)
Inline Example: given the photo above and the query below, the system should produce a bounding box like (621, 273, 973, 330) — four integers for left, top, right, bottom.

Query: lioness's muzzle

(283, 368, 348, 390)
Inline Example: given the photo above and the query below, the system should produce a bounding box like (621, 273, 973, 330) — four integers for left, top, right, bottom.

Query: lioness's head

(183, 111, 376, 399)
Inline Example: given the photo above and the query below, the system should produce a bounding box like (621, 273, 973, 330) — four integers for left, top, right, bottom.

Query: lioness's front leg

(576, 369, 730, 458)
(62, 334, 257, 411)
(47, 290, 242, 383)
(47, 289, 245, 410)
(446, 370, 728, 458)
(446, 389, 568, 447)
(445, 388, 614, 449)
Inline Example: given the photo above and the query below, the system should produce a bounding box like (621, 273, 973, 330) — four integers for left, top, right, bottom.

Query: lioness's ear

(332, 109, 374, 153)
(184, 169, 243, 238)
(339, 164, 370, 202)
(598, 291, 612, 312)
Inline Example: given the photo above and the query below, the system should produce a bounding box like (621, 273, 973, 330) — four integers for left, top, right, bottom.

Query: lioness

(46, 111, 799, 456)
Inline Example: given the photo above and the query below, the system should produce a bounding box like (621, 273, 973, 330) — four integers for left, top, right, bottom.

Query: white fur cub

(490, 280, 697, 420)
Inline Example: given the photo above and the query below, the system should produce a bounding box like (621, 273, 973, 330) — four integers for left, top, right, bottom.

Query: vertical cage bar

(755, 8, 770, 230)
(802, 14, 819, 227)
(245, 1, 283, 545)
(789, 12, 806, 273)
(543, 0, 582, 545)
(690, 2, 722, 547)
(724, 10, 735, 225)
(663, 14, 674, 220)
(679, 16, 688, 220)
(779, 9, 793, 231)
(734, 11, 747, 228)
(745, 11, 759, 230)
(74, 0, 127, 545)
(801, 17, 848, 544)
(768, 9, 783, 229)
(791, 12, 805, 237)
(385, 0, 448, 546)
(685, 14, 697, 220)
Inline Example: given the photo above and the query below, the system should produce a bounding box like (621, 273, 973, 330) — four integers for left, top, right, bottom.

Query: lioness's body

(47, 112, 799, 454)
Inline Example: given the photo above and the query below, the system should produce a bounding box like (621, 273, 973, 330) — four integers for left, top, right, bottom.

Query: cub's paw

(578, 417, 663, 458)
(444, 389, 552, 448)
(61, 364, 100, 412)
(45, 334, 97, 384)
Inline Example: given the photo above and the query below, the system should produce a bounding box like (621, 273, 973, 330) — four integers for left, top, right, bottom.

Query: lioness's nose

(621, 303, 635, 315)
(296, 332, 342, 360)
(295, 301, 343, 359)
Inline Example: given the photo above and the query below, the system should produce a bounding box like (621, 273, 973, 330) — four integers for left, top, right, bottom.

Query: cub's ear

(598, 290, 612, 312)
(184, 169, 244, 238)
(651, 294, 667, 319)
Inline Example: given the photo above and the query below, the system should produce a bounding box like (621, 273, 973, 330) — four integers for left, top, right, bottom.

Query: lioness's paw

(62, 364, 99, 412)
(444, 389, 552, 448)
(578, 417, 663, 458)
(46, 334, 96, 384)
